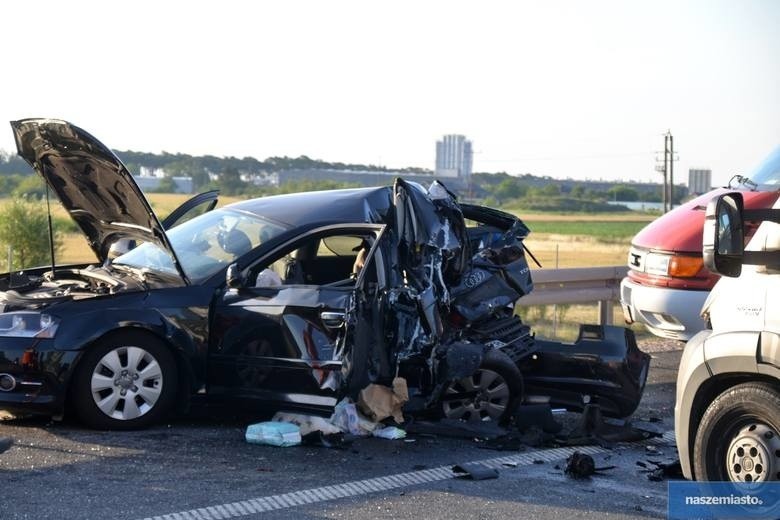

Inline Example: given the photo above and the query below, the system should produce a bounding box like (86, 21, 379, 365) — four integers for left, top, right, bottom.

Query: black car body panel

(522, 325, 650, 418)
(0, 119, 650, 424)
(11, 119, 190, 283)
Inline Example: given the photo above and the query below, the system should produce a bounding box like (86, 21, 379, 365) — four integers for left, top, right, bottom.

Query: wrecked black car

(0, 119, 650, 429)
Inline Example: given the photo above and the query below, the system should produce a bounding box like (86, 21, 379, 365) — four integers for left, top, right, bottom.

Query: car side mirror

(226, 263, 244, 289)
(703, 193, 745, 277)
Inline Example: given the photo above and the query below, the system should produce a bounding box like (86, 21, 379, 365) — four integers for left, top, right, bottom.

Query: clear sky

(1, 0, 778, 186)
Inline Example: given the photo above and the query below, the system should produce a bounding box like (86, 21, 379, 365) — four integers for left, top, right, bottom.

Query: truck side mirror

(703, 193, 745, 277)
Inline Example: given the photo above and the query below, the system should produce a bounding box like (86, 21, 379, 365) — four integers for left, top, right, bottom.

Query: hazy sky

(1, 0, 778, 186)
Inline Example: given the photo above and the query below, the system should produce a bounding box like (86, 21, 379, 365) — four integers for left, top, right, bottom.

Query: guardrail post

(598, 300, 613, 326)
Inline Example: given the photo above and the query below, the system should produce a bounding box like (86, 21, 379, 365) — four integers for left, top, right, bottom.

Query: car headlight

(0, 312, 60, 338)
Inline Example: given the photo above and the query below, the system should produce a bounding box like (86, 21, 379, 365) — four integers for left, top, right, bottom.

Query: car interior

(252, 231, 377, 288)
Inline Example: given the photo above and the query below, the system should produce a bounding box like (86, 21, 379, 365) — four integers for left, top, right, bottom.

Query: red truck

(620, 147, 780, 341)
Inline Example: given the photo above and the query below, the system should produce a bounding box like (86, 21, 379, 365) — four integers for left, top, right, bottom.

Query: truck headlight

(644, 253, 671, 276)
(644, 253, 704, 277)
(0, 312, 60, 338)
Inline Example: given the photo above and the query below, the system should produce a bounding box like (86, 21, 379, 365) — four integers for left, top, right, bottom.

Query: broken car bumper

(520, 325, 650, 418)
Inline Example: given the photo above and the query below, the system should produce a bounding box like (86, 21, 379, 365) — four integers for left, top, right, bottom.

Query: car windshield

(739, 146, 780, 189)
(113, 208, 289, 283)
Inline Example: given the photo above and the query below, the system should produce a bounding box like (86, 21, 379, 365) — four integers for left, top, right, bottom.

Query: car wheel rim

(442, 368, 510, 421)
(90, 346, 163, 421)
(725, 423, 780, 482)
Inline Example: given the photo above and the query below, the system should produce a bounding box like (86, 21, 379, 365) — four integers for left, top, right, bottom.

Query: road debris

(564, 451, 616, 479)
(372, 426, 407, 440)
(245, 422, 301, 447)
(301, 431, 353, 449)
(358, 378, 408, 423)
(272, 412, 341, 436)
(511, 404, 563, 434)
(565, 452, 596, 478)
(405, 418, 506, 440)
(643, 459, 683, 481)
(452, 463, 499, 480)
(563, 403, 659, 447)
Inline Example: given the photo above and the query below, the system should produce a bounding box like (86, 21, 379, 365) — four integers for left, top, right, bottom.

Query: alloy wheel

(441, 368, 511, 421)
(90, 346, 164, 421)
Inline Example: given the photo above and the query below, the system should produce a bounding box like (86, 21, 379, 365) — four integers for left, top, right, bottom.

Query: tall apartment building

(688, 168, 712, 195)
(435, 134, 473, 180)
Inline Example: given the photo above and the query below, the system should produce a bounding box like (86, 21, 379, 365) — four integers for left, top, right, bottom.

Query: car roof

(225, 186, 394, 227)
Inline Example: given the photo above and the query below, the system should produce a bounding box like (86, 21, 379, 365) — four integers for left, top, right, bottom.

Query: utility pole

(669, 133, 674, 208)
(655, 131, 679, 213)
(663, 134, 669, 213)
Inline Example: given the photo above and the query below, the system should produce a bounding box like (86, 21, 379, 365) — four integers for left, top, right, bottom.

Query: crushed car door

(207, 224, 389, 408)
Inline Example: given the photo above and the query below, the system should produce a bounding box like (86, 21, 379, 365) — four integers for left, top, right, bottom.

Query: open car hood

(11, 119, 189, 283)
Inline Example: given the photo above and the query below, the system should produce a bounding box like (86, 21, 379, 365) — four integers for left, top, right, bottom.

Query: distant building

(688, 169, 712, 195)
(435, 135, 472, 181)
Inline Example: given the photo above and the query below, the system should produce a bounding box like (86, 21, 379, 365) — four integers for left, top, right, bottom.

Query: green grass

(526, 220, 648, 240)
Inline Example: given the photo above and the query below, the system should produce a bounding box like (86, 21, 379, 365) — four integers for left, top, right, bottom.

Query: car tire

(72, 331, 178, 430)
(439, 349, 523, 423)
(693, 382, 780, 482)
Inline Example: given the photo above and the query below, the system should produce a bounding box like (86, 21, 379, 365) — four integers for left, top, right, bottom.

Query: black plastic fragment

(646, 459, 683, 481)
(0, 437, 11, 454)
(565, 451, 596, 479)
(452, 463, 499, 480)
(405, 419, 506, 440)
(301, 431, 353, 449)
(512, 404, 563, 434)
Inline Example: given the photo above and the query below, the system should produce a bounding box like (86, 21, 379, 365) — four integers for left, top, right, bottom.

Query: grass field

(28, 193, 645, 267)
(522, 220, 648, 241)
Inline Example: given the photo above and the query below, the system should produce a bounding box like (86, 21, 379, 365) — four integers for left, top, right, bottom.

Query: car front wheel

(72, 331, 178, 430)
(693, 382, 780, 482)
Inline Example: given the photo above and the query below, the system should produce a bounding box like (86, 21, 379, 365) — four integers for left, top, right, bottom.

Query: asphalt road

(0, 339, 683, 520)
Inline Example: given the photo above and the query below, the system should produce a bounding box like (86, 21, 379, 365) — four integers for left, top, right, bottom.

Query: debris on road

(405, 418, 506, 440)
(331, 399, 378, 436)
(511, 404, 563, 434)
(301, 431, 353, 449)
(0, 437, 12, 454)
(563, 403, 659, 447)
(372, 426, 407, 440)
(245, 422, 301, 447)
(358, 378, 408, 423)
(642, 459, 683, 482)
(565, 452, 596, 478)
(564, 451, 615, 479)
(452, 463, 499, 480)
(272, 412, 341, 436)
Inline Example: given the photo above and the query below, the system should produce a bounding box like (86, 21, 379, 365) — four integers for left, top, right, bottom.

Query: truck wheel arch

(688, 373, 780, 479)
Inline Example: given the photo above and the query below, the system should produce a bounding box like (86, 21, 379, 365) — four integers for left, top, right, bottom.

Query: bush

(0, 197, 62, 270)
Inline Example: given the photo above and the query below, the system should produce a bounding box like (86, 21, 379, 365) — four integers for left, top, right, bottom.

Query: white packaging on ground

(245, 421, 301, 447)
(272, 412, 342, 436)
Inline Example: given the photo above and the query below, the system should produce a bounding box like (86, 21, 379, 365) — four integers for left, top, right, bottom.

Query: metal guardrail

(515, 265, 628, 325)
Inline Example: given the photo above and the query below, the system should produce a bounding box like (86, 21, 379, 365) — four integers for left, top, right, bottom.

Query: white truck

(675, 191, 780, 481)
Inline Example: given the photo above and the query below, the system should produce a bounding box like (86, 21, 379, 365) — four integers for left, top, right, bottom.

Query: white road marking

(141, 431, 675, 520)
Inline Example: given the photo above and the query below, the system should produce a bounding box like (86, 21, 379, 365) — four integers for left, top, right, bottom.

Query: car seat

(218, 228, 252, 258)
